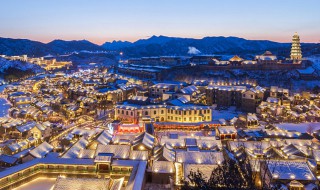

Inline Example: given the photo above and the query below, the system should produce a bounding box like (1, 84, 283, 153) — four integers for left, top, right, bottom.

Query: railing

(0, 166, 133, 189)
(0, 167, 98, 189)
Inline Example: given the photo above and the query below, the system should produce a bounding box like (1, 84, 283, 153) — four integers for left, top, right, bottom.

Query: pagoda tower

(290, 32, 302, 60)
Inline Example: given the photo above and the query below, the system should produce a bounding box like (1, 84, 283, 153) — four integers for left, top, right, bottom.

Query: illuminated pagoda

(290, 32, 302, 60)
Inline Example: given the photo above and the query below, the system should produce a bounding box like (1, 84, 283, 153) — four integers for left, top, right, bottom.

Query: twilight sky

(1, 0, 319, 44)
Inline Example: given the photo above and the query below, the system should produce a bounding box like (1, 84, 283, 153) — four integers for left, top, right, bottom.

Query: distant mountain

(0, 36, 319, 57)
(47, 39, 105, 55)
(134, 35, 177, 46)
(102, 36, 294, 57)
(0, 38, 49, 56)
(0, 38, 105, 56)
(101, 36, 320, 57)
(102, 40, 132, 50)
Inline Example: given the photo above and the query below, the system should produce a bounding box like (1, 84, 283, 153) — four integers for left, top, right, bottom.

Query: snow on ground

(0, 58, 43, 73)
(297, 66, 315, 74)
(13, 177, 56, 190)
(0, 98, 10, 117)
(0, 84, 7, 92)
(275, 122, 320, 133)
(212, 106, 242, 120)
(0, 84, 10, 117)
(291, 80, 320, 91)
(307, 55, 320, 70)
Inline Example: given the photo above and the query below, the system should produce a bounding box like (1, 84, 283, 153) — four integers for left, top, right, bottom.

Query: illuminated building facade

(115, 104, 212, 123)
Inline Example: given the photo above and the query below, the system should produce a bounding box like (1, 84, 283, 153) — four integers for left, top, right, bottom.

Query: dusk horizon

(1, 34, 319, 45)
(1, 0, 320, 44)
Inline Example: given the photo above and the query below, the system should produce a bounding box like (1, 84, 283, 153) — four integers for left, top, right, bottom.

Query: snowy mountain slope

(1, 36, 319, 57)
(102, 36, 320, 57)
(0, 38, 104, 56)
(0, 57, 43, 73)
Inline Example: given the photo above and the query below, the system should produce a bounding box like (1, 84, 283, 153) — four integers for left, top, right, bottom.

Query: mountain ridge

(0, 36, 319, 57)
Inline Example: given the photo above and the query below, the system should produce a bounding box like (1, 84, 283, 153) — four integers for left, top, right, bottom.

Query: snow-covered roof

(267, 97, 279, 104)
(2, 119, 24, 128)
(163, 146, 176, 161)
(247, 113, 258, 121)
(264, 129, 301, 138)
(71, 128, 97, 138)
(0, 117, 11, 124)
(95, 144, 131, 159)
(282, 144, 310, 158)
(62, 138, 89, 158)
(129, 161, 147, 190)
(217, 126, 237, 135)
(285, 139, 312, 147)
(134, 132, 155, 149)
(161, 138, 185, 147)
(267, 160, 316, 181)
(197, 139, 222, 150)
(94, 155, 112, 163)
(176, 151, 223, 164)
(78, 149, 96, 159)
(113, 134, 137, 144)
(275, 122, 320, 133)
(7, 139, 30, 152)
(35, 123, 47, 131)
(230, 117, 238, 125)
(161, 134, 222, 150)
(181, 85, 197, 94)
(12, 147, 33, 158)
(152, 161, 175, 173)
(0, 154, 18, 164)
(177, 96, 189, 103)
(96, 130, 113, 145)
(152, 83, 181, 89)
(130, 96, 148, 102)
(29, 141, 53, 158)
(228, 140, 284, 152)
(16, 122, 36, 132)
(129, 150, 148, 161)
(206, 85, 246, 91)
(313, 150, 320, 162)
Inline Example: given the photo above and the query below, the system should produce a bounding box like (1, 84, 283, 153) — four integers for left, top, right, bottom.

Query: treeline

(2, 67, 35, 82)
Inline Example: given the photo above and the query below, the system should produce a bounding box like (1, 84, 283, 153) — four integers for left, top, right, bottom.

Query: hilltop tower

(290, 32, 302, 60)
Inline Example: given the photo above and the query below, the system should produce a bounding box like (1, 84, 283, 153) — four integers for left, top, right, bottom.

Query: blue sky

(0, 0, 319, 44)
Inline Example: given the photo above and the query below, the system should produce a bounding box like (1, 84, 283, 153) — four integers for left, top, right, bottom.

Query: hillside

(0, 57, 44, 81)
(1, 36, 319, 58)
(102, 36, 319, 57)
(0, 38, 105, 56)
